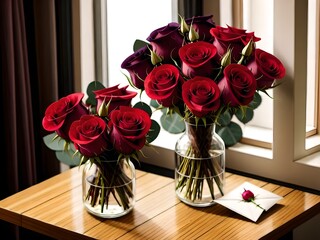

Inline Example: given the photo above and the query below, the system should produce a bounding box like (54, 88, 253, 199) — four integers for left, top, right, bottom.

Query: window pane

(306, 0, 318, 134)
(106, 0, 177, 87)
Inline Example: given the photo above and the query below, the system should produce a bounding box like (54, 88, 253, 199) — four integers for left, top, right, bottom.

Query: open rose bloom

(121, 14, 286, 147)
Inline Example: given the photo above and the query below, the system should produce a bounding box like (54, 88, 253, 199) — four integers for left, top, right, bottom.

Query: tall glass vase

(175, 120, 225, 207)
(82, 158, 136, 218)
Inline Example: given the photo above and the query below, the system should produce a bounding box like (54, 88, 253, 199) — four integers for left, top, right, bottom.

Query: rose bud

(185, 15, 216, 42)
(242, 189, 255, 202)
(188, 25, 199, 42)
(179, 16, 190, 34)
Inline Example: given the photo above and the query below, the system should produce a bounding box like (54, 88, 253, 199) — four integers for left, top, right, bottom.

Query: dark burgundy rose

(242, 189, 255, 201)
(218, 64, 257, 107)
(120, 45, 154, 89)
(179, 41, 218, 78)
(42, 93, 88, 140)
(94, 85, 137, 114)
(69, 115, 109, 157)
(185, 15, 216, 42)
(147, 22, 184, 62)
(210, 25, 261, 62)
(182, 76, 221, 118)
(109, 106, 152, 155)
(246, 48, 286, 90)
(144, 64, 184, 107)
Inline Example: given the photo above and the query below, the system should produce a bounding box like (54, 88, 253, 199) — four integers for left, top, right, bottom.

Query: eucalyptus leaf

(55, 149, 81, 166)
(133, 39, 149, 52)
(150, 99, 160, 109)
(217, 110, 232, 126)
(235, 108, 254, 124)
(43, 133, 66, 151)
(147, 120, 161, 144)
(249, 92, 262, 109)
(133, 101, 152, 116)
(86, 81, 105, 106)
(160, 112, 185, 134)
(216, 122, 242, 147)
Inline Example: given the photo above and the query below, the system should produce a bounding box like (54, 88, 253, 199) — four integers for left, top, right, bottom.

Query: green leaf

(55, 149, 81, 166)
(217, 110, 232, 126)
(133, 39, 149, 52)
(150, 99, 160, 108)
(86, 81, 105, 106)
(216, 122, 242, 147)
(235, 108, 254, 124)
(43, 133, 66, 151)
(160, 112, 185, 133)
(147, 120, 161, 144)
(133, 101, 152, 116)
(249, 92, 262, 109)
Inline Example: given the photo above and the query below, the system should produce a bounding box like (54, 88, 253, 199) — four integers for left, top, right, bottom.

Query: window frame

(76, 0, 320, 191)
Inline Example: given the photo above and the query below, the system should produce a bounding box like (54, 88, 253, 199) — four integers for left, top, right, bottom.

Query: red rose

(120, 45, 154, 89)
(246, 48, 286, 89)
(218, 64, 257, 107)
(210, 25, 261, 62)
(42, 93, 88, 140)
(185, 15, 216, 42)
(242, 189, 255, 201)
(69, 115, 109, 157)
(147, 22, 184, 62)
(94, 85, 137, 114)
(109, 106, 152, 155)
(144, 64, 184, 107)
(182, 76, 221, 118)
(179, 41, 218, 78)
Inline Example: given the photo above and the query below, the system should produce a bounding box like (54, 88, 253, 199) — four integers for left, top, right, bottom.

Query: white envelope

(214, 181, 283, 222)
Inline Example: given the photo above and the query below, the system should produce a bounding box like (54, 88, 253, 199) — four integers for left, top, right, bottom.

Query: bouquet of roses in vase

(42, 81, 160, 217)
(121, 15, 285, 206)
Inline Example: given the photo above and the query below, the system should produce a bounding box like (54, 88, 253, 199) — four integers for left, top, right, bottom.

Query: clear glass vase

(175, 120, 225, 207)
(82, 158, 136, 218)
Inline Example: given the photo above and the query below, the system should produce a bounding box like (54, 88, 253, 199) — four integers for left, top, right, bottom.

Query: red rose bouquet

(121, 15, 285, 204)
(42, 81, 160, 216)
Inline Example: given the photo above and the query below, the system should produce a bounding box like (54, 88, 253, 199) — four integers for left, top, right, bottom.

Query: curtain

(182, 0, 203, 18)
(0, 0, 74, 239)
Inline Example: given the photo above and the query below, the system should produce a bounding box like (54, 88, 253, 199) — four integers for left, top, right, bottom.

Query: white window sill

(296, 151, 320, 168)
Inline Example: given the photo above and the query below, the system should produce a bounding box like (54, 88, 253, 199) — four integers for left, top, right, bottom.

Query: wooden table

(0, 166, 319, 240)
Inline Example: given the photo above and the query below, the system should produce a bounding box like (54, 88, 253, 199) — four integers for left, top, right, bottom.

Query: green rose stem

(176, 122, 224, 202)
(242, 189, 265, 211)
(85, 159, 133, 213)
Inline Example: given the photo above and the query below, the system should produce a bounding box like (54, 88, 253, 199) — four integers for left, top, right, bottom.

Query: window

(76, 0, 320, 191)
